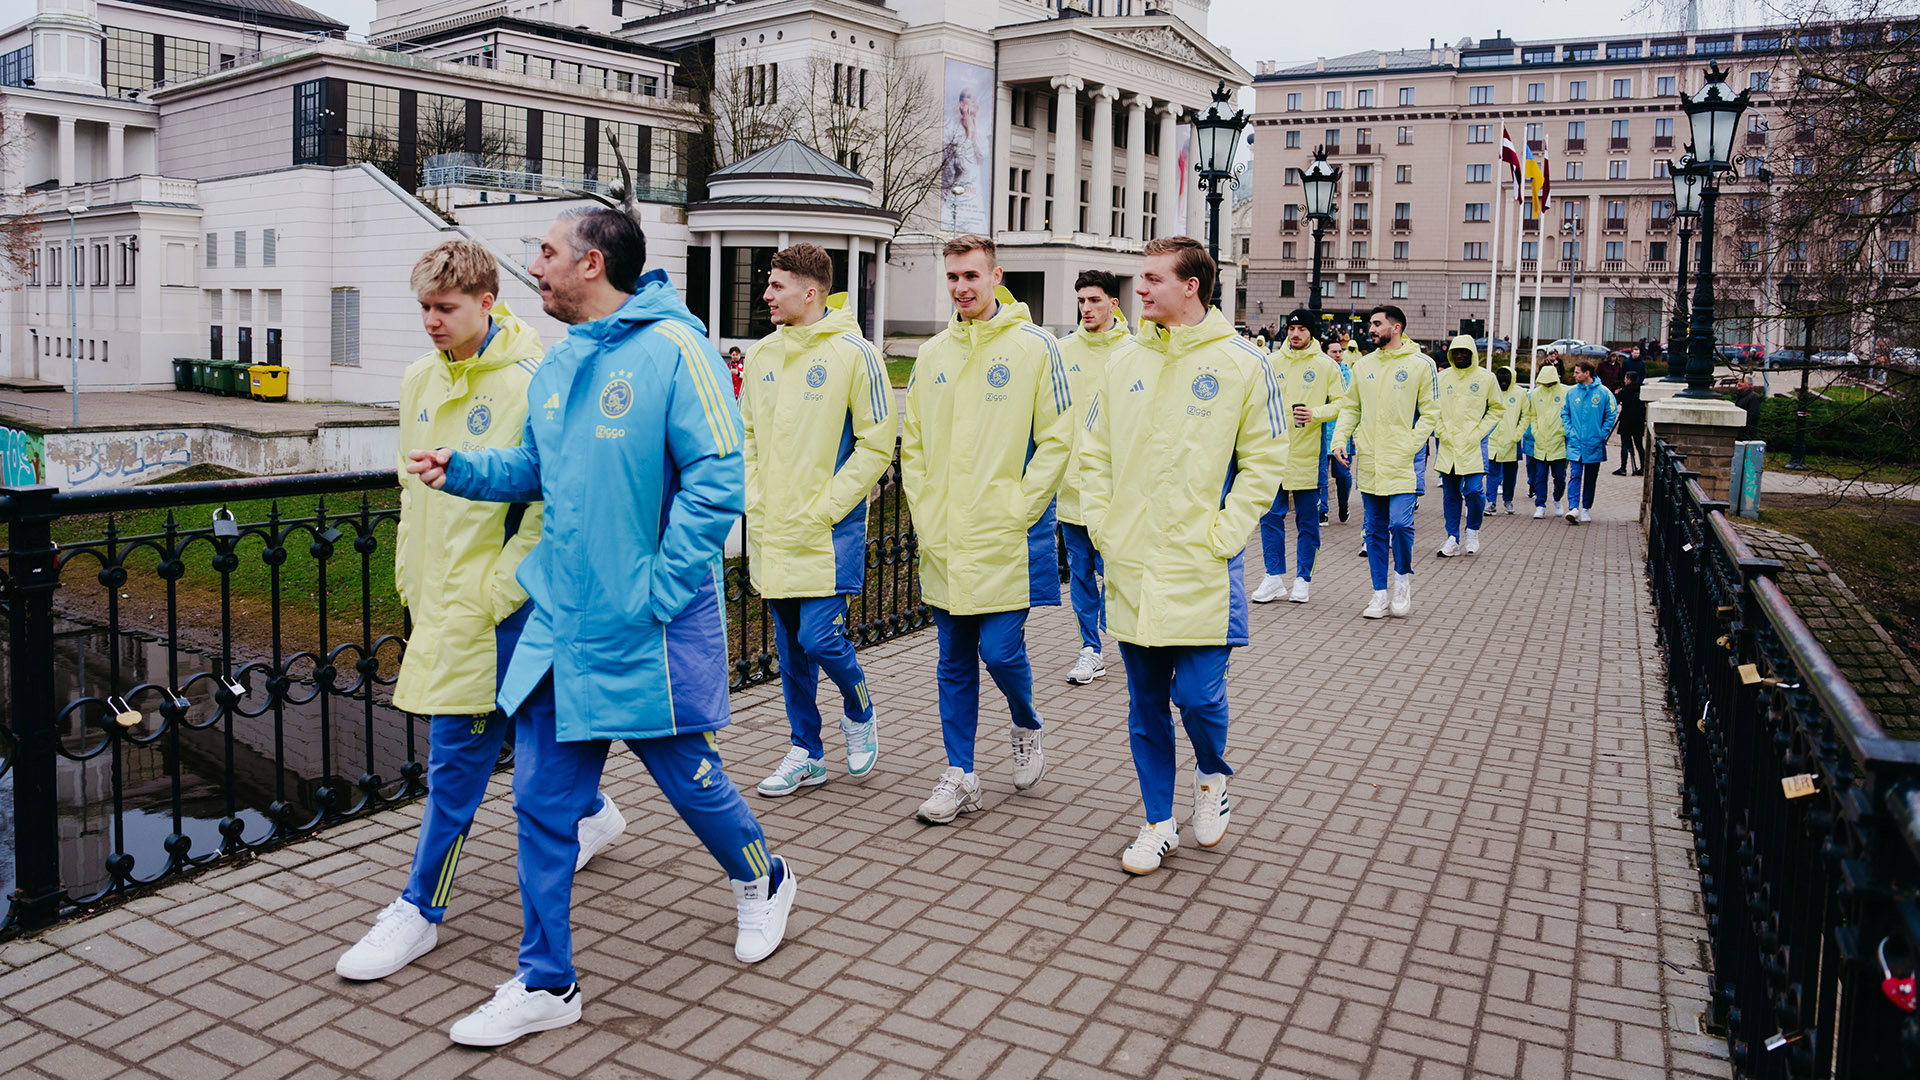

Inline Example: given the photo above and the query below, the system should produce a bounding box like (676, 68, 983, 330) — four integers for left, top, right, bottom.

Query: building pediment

(994, 14, 1250, 107)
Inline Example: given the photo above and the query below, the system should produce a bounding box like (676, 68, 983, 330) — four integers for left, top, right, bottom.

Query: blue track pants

(1259, 487, 1322, 579)
(1362, 492, 1416, 590)
(1528, 457, 1568, 506)
(1440, 472, 1484, 538)
(768, 595, 873, 759)
(932, 608, 1040, 772)
(1060, 523, 1105, 654)
(1117, 642, 1233, 824)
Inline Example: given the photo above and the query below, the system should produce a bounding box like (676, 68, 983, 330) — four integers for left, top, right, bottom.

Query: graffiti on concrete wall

(45, 430, 192, 488)
(1, 425, 46, 486)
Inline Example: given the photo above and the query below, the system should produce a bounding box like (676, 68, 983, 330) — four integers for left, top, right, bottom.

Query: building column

(991, 81, 1013, 235)
(107, 123, 125, 180)
(1050, 75, 1083, 241)
(846, 236, 862, 323)
(1124, 94, 1150, 240)
(1154, 102, 1179, 241)
(707, 232, 723, 346)
(57, 116, 76, 188)
(1088, 85, 1118, 238)
(874, 241, 888, 343)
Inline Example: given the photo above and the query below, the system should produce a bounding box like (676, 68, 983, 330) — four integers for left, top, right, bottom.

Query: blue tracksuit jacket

(442, 269, 743, 742)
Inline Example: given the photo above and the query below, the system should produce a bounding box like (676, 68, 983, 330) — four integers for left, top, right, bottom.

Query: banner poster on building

(941, 59, 995, 234)
(0, 425, 45, 486)
(1176, 125, 1192, 228)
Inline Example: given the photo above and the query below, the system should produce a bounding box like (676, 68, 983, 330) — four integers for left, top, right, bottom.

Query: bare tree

(0, 110, 41, 291)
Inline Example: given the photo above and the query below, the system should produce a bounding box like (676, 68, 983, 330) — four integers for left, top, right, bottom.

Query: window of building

(205, 232, 217, 268)
(105, 27, 155, 94)
(346, 82, 402, 178)
(1612, 78, 1632, 98)
(1890, 239, 1911, 262)
(1282, 241, 1296, 259)
(1522, 240, 1538, 260)
(1655, 117, 1674, 144)
(1611, 118, 1630, 140)
(1469, 85, 1493, 105)
(1348, 280, 1366, 298)
(294, 79, 326, 165)
(1466, 163, 1490, 183)
(1394, 241, 1410, 259)
(92, 243, 107, 286)
(331, 287, 361, 366)
(1745, 34, 1783, 51)
(233, 230, 246, 268)
(1396, 164, 1412, 183)
(1566, 80, 1586, 100)
(1697, 38, 1733, 55)
(1562, 240, 1581, 261)
(1606, 42, 1642, 60)
(1750, 71, 1770, 91)
(1653, 159, 1672, 178)
(1651, 40, 1687, 57)
(1325, 90, 1343, 108)
(556, 59, 582, 84)
(1281, 280, 1296, 297)
(1464, 202, 1490, 222)
(1357, 88, 1374, 107)
(1463, 241, 1488, 260)
(1657, 75, 1677, 96)
(1467, 124, 1491, 143)
(1651, 198, 1673, 221)
(1565, 44, 1597, 61)
(1352, 240, 1368, 258)
(1462, 281, 1488, 300)
(1522, 47, 1555, 64)
(543, 112, 587, 179)
(1397, 126, 1413, 145)
(1525, 122, 1543, 145)
(1567, 120, 1586, 145)
(1324, 129, 1341, 151)
(1286, 130, 1301, 149)
(0, 45, 31, 88)
(1392, 280, 1408, 298)
(1352, 202, 1371, 223)
(1078, 179, 1088, 231)
(1007, 168, 1030, 230)
(1649, 241, 1668, 261)
(1566, 161, 1584, 180)
(722, 246, 776, 338)
(1398, 86, 1414, 105)
(1606, 159, 1628, 180)
(261, 228, 276, 267)
(1287, 92, 1302, 111)
(1605, 241, 1626, 261)
(1563, 202, 1584, 228)
(1285, 167, 1301, 185)
(1527, 82, 1545, 102)
(1607, 199, 1627, 221)
(483, 102, 530, 167)
(1393, 201, 1411, 221)
(1144, 191, 1159, 239)
(24, 246, 38, 286)
(1356, 128, 1372, 150)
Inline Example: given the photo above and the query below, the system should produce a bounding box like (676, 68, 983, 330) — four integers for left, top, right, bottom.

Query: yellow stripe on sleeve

(664, 323, 740, 455)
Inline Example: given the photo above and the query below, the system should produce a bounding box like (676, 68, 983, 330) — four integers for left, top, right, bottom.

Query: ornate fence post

(4, 484, 66, 932)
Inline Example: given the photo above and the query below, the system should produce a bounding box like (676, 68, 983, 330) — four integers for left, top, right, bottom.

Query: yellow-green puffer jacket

(1528, 365, 1570, 460)
(393, 304, 544, 715)
(1331, 336, 1438, 497)
(1077, 308, 1287, 647)
(1487, 377, 1531, 463)
(901, 300, 1073, 615)
(741, 305, 895, 598)
(1055, 315, 1130, 526)
(1270, 340, 1343, 492)
(1433, 334, 1505, 475)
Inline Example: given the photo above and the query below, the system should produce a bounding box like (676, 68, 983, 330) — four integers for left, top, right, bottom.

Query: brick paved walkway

(1, 468, 1728, 1080)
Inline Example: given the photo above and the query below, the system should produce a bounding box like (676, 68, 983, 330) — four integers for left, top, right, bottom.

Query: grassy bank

(1758, 493, 1920, 662)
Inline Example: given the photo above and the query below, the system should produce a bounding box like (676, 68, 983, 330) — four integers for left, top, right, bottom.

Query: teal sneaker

(841, 714, 880, 778)
(756, 747, 828, 797)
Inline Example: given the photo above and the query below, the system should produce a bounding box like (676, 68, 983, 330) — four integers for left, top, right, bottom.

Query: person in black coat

(1613, 353, 1648, 475)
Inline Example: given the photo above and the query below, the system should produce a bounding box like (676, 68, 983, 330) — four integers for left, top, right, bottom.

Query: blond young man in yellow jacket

(901, 235, 1073, 824)
(1078, 237, 1287, 875)
(1253, 309, 1342, 605)
(1331, 305, 1438, 619)
(1057, 269, 1131, 686)
(740, 244, 894, 797)
(1432, 334, 1504, 558)
(336, 240, 622, 984)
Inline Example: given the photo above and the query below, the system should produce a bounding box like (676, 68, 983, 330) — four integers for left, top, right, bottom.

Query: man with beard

(1331, 305, 1437, 618)
(1252, 309, 1341, 604)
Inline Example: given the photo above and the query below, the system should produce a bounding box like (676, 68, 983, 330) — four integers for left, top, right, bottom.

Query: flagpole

(1488, 116, 1502, 346)
(1510, 167, 1524, 366)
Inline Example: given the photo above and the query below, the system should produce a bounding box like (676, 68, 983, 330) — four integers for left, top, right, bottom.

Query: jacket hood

(1073, 313, 1131, 349)
(775, 303, 862, 348)
(1444, 334, 1479, 367)
(945, 298, 1038, 345)
(1374, 335, 1425, 363)
(1135, 308, 1236, 356)
(438, 302, 543, 375)
(1276, 338, 1325, 364)
(1535, 365, 1562, 388)
(580, 269, 709, 340)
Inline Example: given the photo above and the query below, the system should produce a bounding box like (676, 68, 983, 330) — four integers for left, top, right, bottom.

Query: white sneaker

(916, 767, 983, 824)
(1565, 504, 1579, 523)
(575, 796, 627, 871)
(1437, 535, 1460, 558)
(1066, 647, 1106, 685)
(1010, 726, 1046, 790)
(1250, 573, 1288, 603)
(841, 715, 879, 778)
(1462, 528, 1480, 555)
(1192, 771, 1231, 848)
(732, 855, 797, 963)
(335, 898, 437, 981)
(1504, 503, 1516, 515)
(756, 746, 828, 797)
(1390, 573, 1413, 617)
(1288, 577, 1310, 603)
(1551, 498, 1562, 517)
(1532, 505, 1546, 519)
(1578, 508, 1591, 523)
(1362, 589, 1391, 619)
(1121, 820, 1180, 875)
(448, 977, 582, 1047)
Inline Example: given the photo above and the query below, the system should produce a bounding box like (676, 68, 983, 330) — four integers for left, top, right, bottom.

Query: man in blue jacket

(1562, 358, 1620, 524)
(407, 207, 795, 1047)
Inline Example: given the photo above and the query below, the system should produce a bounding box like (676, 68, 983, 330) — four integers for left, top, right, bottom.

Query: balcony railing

(1654, 135, 1675, 149)
(1391, 218, 1412, 232)
(1355, 143, 1373, 155)
(1323, 145, 1342, 156)
(1282, 220, 1299, 233)
(1350, 220, 1371, 233)
(1610, 137, 1631, 151)
(1736, 260, 1762, 273)
(1352, 180, 1372, 193)
(1520, 258, 1538, 272)
(1889, 261, 1912, 275)
(423, 155, 687, 203)
(1346, 258, 1370, 268)
(1746, 131, 1769, 146)
(1650, 216, 1673, 231)
(1527, 140, 1545, 153)
(1565, 138, 1586, 152)
(1602, 259, 1626, 271)
(1786, 260, 1809, 273)
(1318, 256, 1337, 269)
(1605, 218, 1628, 232)
(1647, 259, 1670, 272)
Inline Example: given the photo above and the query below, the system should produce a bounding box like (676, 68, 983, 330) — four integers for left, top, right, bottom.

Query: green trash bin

(209, 360, 241, 396)
(191, 360, 212, 392)
(172, 358, 193, 392)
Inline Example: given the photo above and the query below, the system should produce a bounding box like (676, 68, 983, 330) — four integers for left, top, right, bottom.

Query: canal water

(1, 620, 424, 899)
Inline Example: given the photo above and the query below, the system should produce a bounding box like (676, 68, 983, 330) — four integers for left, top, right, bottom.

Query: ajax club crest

(806, 364, 828, 389)
(1395, 368, 1410, 383)
(986, 362, 1012, 388)
(466, 403, 492, 436)
(600, 372, 634, 418)
(1191, 373, 1220, 401)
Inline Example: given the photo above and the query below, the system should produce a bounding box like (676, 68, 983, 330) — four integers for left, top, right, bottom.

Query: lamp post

(1193, 79, 1248, 312)
(1678, 61, 1753, 399)
(65, 204, 89, 426)
(1778, 273, 1816, 469)
(1663, 153, 1704, 382)
(1301, 147, 1341, 313)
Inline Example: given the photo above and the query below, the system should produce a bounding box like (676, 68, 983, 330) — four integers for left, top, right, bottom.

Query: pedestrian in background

(1613, 349, 1646, 476)
(1562, 359, 1620, 525)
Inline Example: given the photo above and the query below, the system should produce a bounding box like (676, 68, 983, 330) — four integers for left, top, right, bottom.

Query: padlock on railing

(212, 507, 239, 540)
(107, 695, 141, 728)
(221, 675, 248, 700)
(1881, 938, 1918, 1014)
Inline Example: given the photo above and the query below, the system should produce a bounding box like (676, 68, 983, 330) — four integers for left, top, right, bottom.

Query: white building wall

(154, 72, 296, 179)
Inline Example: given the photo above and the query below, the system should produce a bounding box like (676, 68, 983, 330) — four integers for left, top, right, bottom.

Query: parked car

(1474, 336, 1512, 358)
(1534, 337, 1587, 358)
(1568, 344, 1611, 363)
(1812, 350, 1860, 366)
(1768, 348, 1806, 366)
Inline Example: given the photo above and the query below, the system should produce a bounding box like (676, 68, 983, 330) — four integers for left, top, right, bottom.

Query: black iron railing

(1648, 440, 1920, 1078)
(2, 460, 923, 937)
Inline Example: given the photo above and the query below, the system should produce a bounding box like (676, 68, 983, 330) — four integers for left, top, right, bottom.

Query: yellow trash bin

(248, 364, 289, 401)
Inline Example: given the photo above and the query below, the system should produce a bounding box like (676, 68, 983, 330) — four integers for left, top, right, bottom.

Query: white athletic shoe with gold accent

(1121, 820, 1180, 875)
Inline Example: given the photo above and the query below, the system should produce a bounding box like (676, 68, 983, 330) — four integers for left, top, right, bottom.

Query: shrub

(1751, 385, 1919, 463)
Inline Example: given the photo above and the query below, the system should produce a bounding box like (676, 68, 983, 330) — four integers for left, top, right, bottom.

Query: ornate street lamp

(1777, 273, 1817, 468)
(1677, 61, 1753, 398)
(1663, 152, 1705, 383)
(1193, 79, 1248, 312)
(1301, 147, 1341, 313)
